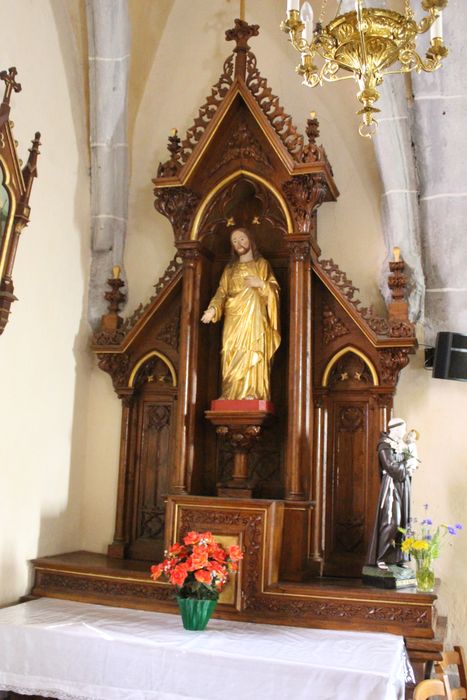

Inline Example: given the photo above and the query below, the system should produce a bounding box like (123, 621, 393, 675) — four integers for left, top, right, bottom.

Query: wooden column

(311, 393, 326, 569)
(170, 242, 203, 495)
(284, 237, 310, 501)
(108, 390, 135, 558)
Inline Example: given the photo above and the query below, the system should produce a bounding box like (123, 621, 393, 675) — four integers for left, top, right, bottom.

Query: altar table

(0, 598, 413, 700)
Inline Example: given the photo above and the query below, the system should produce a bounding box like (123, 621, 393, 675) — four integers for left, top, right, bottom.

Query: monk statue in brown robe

(367, 418, 418, 569)
(201, 228, 280, 401)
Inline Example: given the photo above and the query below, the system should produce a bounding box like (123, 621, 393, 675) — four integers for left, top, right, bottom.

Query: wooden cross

(225, 19, 259, 78)
(0, 67, 22, 106)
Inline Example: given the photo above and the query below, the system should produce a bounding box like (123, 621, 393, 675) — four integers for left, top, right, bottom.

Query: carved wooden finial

(306, 112, 320, 144)
(0, 67, 21, 107)
(225, 19, 259, 79)
(387, 249, 409, 321)
(22, 132, 41, 201)
(167, 128, 181, 159)
(101, 267, 126, 333)
(157, 129, 182, 178)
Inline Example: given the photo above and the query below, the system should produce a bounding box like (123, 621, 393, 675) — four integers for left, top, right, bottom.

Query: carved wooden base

(31, 497, 444, 681)
(205, 407, 274, 497)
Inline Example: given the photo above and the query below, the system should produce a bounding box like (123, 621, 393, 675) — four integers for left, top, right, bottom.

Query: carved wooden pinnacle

(101, 267, 126, 332)
(167, 129, 181, 159)
(225, 19, 260, 78)
(388, 260, 407, 302)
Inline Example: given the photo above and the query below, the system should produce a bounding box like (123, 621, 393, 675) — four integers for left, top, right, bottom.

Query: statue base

(362, 564, 416, 590)
(205, 402, 275, 499)
(217, 483, 253, 499)
(210, 399, 275, 413)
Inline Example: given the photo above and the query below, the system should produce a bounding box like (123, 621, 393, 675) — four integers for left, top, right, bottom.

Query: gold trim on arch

(322, 346, 379, 387)
(128, 351, 177, 388)
(0, 156, 17, 281)
(190, 169, 293, 240)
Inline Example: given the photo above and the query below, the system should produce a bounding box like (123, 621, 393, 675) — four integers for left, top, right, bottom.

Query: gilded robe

(208, 257, 280, 400)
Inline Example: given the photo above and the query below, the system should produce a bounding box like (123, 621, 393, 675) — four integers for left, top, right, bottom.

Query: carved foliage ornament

(322, 305, 350, 345)
(216, 424, 262, 451)
(245, 593, 429, 626)
(156, 306, 181, 350)
(97, 352, 130, 393)
(283, 174, 328, 233)
(378, 348, 411, 385)
(35, 570, 173, 603)
(154, 186, 200, 242)
(212, 123, 271, 175)
(287, 240, 311, 262)
(339, 405, 364, 431)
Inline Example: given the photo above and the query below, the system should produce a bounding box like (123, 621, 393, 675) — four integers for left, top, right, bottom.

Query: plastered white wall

(0, 0, 90, 604)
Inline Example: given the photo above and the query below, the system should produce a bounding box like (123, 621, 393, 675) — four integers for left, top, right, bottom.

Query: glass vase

(176, 597, 218, 631)
(415, 557, 435, 593)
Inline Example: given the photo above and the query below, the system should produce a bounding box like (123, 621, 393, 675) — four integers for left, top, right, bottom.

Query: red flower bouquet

(150, 531, 243, 600)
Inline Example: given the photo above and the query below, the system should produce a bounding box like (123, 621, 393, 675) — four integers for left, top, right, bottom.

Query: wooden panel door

(129, 388, 177, 561)
(323, 397, 370, 577)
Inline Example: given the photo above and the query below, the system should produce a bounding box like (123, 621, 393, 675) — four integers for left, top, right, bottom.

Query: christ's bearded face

(231, 230, 251, 256)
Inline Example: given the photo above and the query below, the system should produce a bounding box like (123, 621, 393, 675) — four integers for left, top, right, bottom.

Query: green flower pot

(176, 597, 218, 631)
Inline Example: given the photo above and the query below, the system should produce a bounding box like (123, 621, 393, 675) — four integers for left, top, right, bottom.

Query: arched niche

(322, 347, 379, 388)
(317, 348, 384, 577)
(125, 351, 178, 562)
(193, 174, 289, 500)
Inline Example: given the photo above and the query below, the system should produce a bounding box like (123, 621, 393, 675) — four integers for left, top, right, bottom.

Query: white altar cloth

(0, 598, 413, 700)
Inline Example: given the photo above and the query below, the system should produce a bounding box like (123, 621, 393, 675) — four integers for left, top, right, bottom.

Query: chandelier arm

(417, 8, 439, 35)
(321, 72, 355, 83)
(314, 35, 338, 61)
(289, 30, 310, 56)
(399, 48, 442, 73)
(381, 68, 414, 77)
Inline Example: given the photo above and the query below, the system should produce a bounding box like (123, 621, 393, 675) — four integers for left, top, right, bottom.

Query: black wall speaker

(432, 332, 467, 382)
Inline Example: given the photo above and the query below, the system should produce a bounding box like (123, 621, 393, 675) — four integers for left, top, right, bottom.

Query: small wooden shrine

(31, 21, 442, 678)
(0, 67, 40, 334)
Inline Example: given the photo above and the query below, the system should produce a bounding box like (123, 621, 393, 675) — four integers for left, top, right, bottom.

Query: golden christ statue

(201, 228, 281, 401)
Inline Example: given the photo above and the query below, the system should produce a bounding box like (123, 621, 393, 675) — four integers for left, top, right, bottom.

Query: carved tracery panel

(129, 386, 177, 562)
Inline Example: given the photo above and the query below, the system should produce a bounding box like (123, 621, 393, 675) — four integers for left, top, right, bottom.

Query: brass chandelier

(281, 0, 448, 137)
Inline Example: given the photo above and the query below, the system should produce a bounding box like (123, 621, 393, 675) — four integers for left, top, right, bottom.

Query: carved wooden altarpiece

(31, 21, 442, 682)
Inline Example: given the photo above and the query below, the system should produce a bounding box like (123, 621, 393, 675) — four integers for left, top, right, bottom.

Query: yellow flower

(401, 538, 414, 553)
(412, 539, 429, 551)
